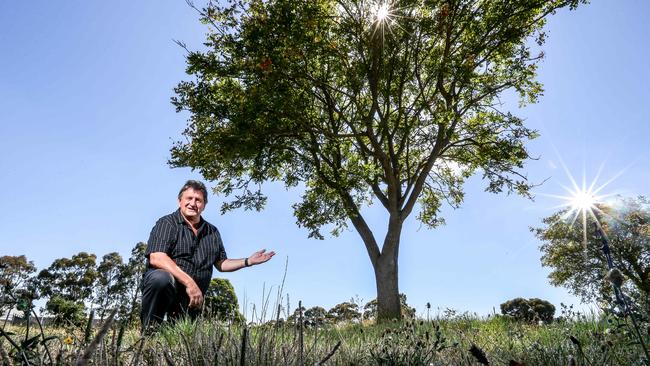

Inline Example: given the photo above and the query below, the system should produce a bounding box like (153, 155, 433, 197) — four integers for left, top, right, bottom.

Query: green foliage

(95, 252, 126, 319)
(36, 252, 97, 325)
(304, 306, 328, 327)
(363, 293, 416, 320)
(169, 0, 572, 234)
(120, 242, 148, 324)
(0, 255, 37, 316)
(204, 278, 244, 323)
(94, 244, 148, 323)
(327, 301, 361, 323)
(0, 255, 36, 293)
(500, 297, 555, 323)
(45, 295, 86, 327)
(171, 0, 586, 320)
(36, 252, 98, 301)
(534, 196, 650, 306)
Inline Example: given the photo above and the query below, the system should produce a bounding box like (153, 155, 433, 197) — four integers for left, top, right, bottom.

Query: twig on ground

(317, 341, 342, 365)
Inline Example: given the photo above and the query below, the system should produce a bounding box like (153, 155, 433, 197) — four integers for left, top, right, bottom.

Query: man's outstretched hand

(248, 249, 276, 266)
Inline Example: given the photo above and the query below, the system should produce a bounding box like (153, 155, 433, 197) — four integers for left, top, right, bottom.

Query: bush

(500, 297, 555, 323)
(203, 278, 244, 323)
(45, 295, 86, 327)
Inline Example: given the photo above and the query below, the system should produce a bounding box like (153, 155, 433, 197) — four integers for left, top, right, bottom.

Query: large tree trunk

(374, 250, 401, 321)
(342, 189, 404, 321)
(374, 216, 402, 322)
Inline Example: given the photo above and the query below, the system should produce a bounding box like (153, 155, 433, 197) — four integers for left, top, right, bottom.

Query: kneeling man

(141, 180, 275, 329)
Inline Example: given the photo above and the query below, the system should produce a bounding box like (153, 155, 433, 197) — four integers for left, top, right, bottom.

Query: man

(141, 180, 275, 329)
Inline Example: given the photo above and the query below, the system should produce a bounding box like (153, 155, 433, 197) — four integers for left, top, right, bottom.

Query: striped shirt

(145, 209, 227, 293)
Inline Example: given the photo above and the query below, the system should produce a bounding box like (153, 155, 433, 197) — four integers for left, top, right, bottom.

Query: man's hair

(178, 180, 208, 204)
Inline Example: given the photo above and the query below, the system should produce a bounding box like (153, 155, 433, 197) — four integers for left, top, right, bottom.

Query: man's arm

(216, 249, 275, 272)
(149, 252, 203, 308)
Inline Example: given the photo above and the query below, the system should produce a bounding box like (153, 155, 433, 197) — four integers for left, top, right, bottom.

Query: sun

(369, 1, 400, 41)
(569, 190, 597, 213)
(545, 162, 624, 249)
(375, 3, 390, 22)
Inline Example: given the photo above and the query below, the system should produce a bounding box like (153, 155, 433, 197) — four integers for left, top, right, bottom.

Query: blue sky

(1, 1, 648, 319)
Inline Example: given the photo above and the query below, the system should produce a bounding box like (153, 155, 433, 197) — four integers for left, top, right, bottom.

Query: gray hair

(178, 180, 208, 204)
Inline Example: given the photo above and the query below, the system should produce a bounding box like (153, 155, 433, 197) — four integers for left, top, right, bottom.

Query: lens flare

(544, 161, 625, 249)
(369, 1, 401, 42)
(376, 3, 390, 22)
(569, 190, 597, 213)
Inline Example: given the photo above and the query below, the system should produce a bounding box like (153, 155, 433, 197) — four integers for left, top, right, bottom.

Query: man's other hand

(186, 281, 204, 308)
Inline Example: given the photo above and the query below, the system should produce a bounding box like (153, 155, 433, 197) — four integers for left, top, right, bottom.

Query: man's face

(178, 188, 206, 222)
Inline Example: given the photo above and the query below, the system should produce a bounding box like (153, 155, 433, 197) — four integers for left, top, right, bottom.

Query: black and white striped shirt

(145, 209, 227, 293)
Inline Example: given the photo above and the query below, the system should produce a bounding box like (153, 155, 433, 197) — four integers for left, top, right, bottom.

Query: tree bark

(373, 217, 403, 322)
(374, 250, 400, 322)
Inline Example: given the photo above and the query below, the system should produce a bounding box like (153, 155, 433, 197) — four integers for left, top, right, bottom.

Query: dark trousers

(140, 269, 201, 330)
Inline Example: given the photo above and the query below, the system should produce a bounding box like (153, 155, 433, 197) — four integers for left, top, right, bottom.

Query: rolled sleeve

(217, 237, 228, 262)
(212, 229, 228, 266)
(145, 218, 177, 257)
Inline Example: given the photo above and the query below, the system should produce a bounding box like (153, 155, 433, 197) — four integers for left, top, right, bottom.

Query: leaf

(20, 335, 41, 350)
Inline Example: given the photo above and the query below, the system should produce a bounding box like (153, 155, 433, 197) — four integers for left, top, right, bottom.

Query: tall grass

(3, 309, 649, 365)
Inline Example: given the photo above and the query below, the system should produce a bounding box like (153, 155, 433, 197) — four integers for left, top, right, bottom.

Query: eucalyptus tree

(36, 252, 98, 324)
(0, 255, 35, 294)
(0, 255, 37, 317)
(120, 242, 148, 324)
(534, 196, 650, 306)
(95, 252, 126, 320)
(172, 0, 585, 320)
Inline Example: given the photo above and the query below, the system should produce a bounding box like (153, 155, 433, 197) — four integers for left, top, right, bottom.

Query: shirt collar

(174, 208, 205, 229)
(173, 209, 185, 224)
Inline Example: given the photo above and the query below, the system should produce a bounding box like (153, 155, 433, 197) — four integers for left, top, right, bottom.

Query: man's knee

(144, 269, 175, 291)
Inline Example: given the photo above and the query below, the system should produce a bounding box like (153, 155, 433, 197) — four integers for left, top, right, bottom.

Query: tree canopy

(0, 255, 35, 294)
(534, 196, 650, 307)
(327, 301, 361, 323)
(0, 255, 36, 317)
(172, 0, 586, 320)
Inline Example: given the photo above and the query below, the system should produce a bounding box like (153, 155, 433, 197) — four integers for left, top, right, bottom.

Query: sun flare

(376, 3, 390, 22)
(369, 1, 400, 40)
(569, 190, 597, 213)
(544, 161, 626, 249)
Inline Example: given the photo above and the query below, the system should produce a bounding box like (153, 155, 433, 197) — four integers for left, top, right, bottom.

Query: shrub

(204, 278, 244, 323)
(500, 297, 555, 323)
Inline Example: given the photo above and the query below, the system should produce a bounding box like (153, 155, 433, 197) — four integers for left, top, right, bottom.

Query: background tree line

(0, 245, 415, 327)
(0, 243, 148, 327)
(2, 195, 646, 327)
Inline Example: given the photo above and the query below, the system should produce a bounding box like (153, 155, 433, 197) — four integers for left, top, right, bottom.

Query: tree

(171, 0, 586, 320)
(534, 196, 650, 306)
(36, 252, 98, 323)
(94, 252, 127, 320)
(288, 305, 330, 327)
(327, 301, 361, 323)
(304, 306, 328, 327)
(363, 293, 415, 320)
(204, 278, 244, 322)
(500, 297, 555, 323)
(0, 255, 37, 318)
(120, 242, 148, 324)
(0, 255, 36, 293)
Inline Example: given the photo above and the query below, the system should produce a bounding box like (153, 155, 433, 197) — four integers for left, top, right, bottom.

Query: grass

(3, 310, 649, 365)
